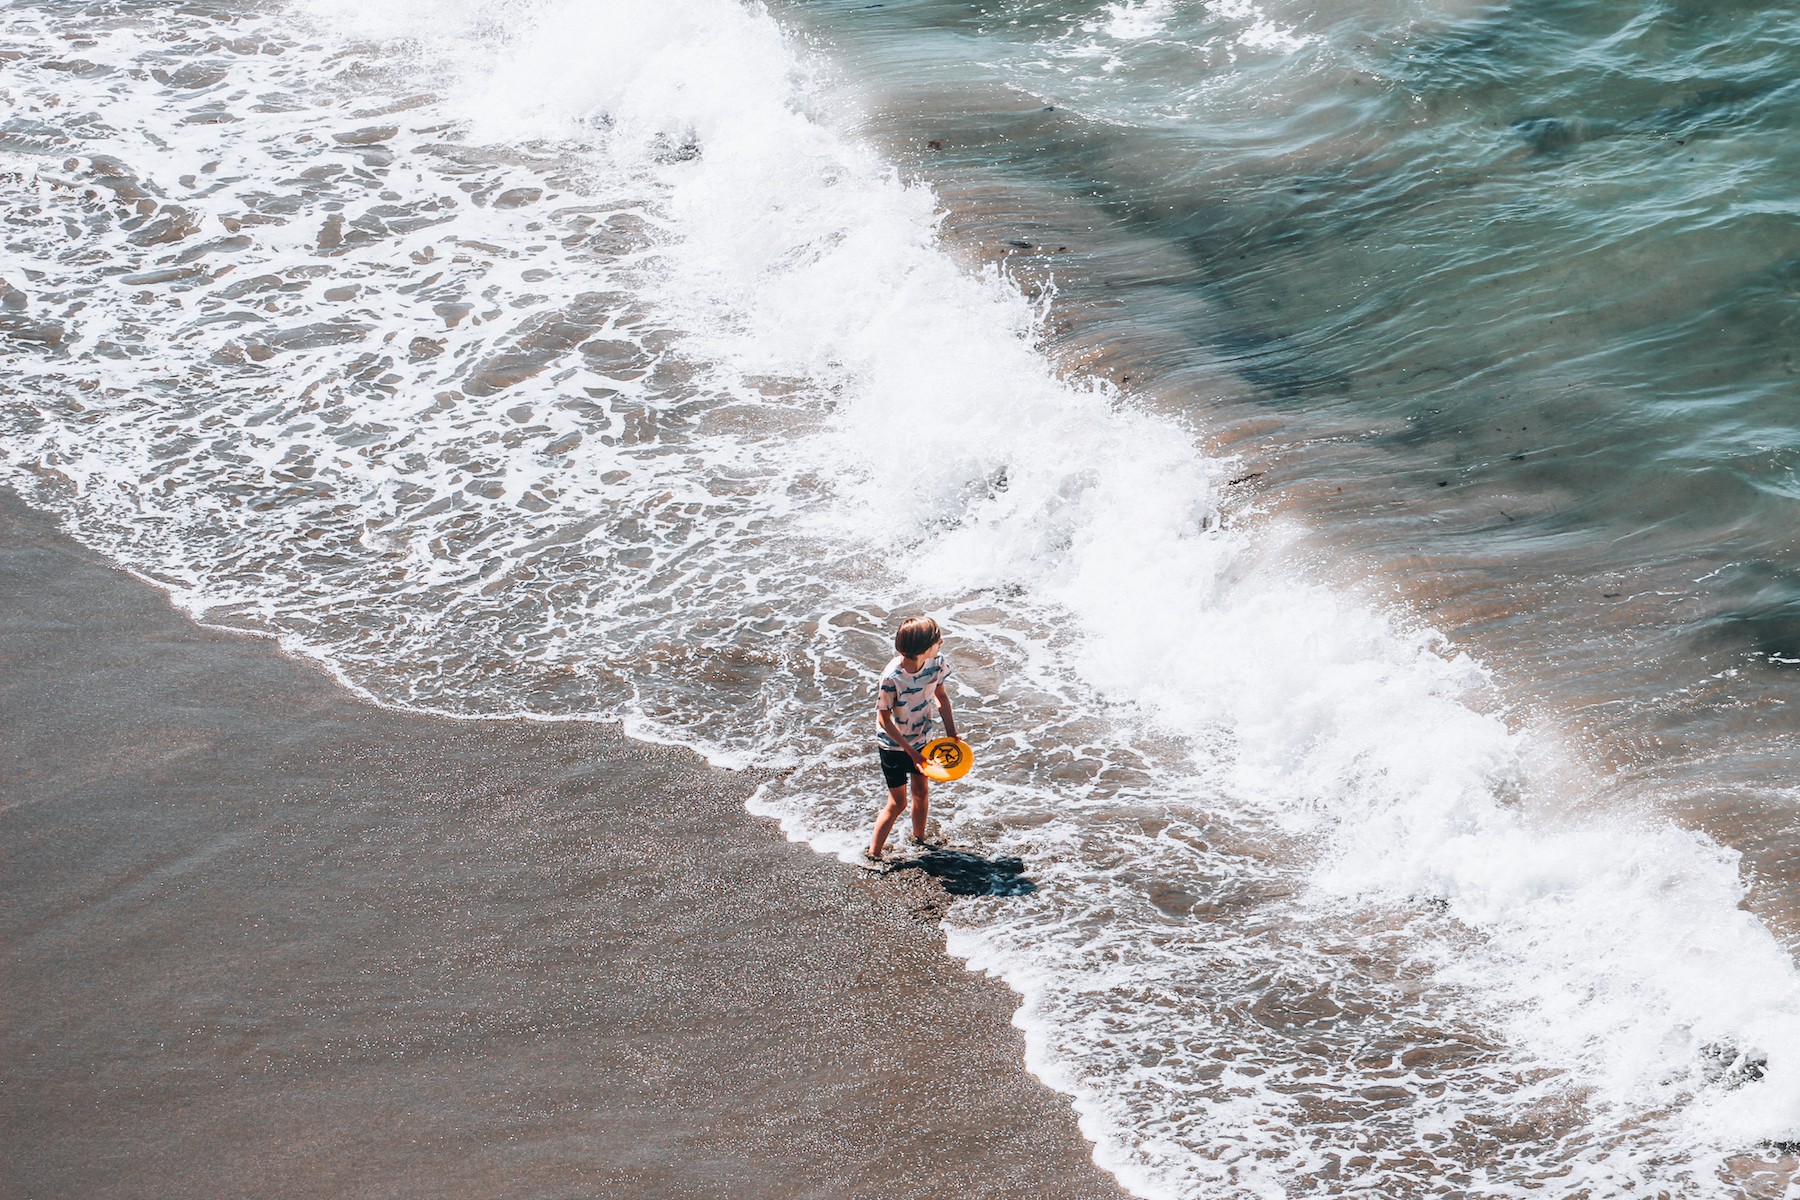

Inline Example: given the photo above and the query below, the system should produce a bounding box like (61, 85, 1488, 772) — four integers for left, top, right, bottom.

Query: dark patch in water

(1650, 78, 1788, 142)
(1739, 613, 1800, 667)
(1204, 324, 1351, 402)
(1511, 115, 1620, 156)
(1511, 79, 1785, 157)
(1693, 561, 1800, 666)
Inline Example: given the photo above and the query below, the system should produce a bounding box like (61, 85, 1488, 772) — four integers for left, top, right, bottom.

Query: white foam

(1101, 0, 1181, 42)
(5, 0, 1797, 1194)
(1088, 0, 1311, 51)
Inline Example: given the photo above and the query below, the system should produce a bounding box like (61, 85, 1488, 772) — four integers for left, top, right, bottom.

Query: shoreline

(0, 487, 1127, 1200)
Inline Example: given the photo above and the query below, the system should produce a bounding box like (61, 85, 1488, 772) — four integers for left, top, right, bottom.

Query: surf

(2, 0, 1797, 1194)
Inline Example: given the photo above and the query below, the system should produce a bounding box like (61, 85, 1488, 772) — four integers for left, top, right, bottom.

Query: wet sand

(0, 489, 1125, 1200)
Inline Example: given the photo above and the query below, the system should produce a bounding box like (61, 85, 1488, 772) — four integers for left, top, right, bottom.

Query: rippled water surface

(4, 0, 1797, 1195)
(775, 0, 1800, 767)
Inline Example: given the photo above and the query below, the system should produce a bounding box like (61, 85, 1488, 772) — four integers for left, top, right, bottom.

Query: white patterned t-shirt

(875, 654, 952, 750)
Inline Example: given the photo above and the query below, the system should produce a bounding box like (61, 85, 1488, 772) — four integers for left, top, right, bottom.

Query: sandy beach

(0, 488, 1125, 1199)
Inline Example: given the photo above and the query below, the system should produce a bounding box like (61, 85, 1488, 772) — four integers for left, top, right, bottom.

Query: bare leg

(868, 783, 910, 859)
(909, 774, 930, 841)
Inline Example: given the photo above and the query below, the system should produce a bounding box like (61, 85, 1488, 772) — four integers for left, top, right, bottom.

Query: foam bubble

(5, 0, 1798, 1194)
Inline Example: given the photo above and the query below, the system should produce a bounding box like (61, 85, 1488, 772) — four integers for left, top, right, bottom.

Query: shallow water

(3, 0, 1797, 1195)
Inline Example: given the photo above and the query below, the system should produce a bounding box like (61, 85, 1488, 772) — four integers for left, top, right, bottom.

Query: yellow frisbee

(918, 737, 974, 783)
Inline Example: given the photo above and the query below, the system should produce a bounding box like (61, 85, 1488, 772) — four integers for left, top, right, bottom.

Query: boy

(867, 615, 960, 861)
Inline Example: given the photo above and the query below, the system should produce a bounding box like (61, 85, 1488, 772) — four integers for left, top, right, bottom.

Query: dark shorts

(879, 747, 922, 790)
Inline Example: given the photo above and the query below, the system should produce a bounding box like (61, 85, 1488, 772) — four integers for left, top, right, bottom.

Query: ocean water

(3, 0, 1797, 1195)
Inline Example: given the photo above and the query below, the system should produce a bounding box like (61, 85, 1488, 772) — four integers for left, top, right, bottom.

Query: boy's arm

(935, 683, 959, 741)
(878, 706, 927, 764)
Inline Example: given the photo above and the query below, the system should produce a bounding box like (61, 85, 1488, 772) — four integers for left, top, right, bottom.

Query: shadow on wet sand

(884, 847, 1037, 898)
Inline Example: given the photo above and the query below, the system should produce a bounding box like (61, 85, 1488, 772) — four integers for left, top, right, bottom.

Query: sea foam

(3, 0, 1797, 1193)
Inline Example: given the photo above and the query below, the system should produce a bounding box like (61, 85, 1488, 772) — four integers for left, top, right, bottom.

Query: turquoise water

(5, 0, 1798, 1192)
(778, 0, 1799, 845)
